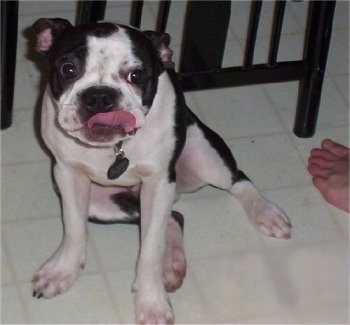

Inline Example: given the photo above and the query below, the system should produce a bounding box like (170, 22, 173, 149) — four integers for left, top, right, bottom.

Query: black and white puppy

(31, 19, 291, 324)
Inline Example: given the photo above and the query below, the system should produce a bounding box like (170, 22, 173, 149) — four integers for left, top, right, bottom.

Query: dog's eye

(60, 62, 77, 79)
(127, 70, 144, 84)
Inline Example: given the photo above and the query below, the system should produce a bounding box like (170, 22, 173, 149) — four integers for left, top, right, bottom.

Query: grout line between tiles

(324, 204, 349, 239)
(225, 129, 292, 142)
(239, 301, 348, 325)
(87, 233, 126, 323)
(261, 84, 294, 134)
(2, 234, 31, 323)
(1, 158, 51, 168)
(294, 301, 350, 324)
(329, 75, 350, 106)
(262, 81, 348, 169)
(182, 266, 215, 323)
(2, 214, 61, 226)
(185, 235, 347, 267)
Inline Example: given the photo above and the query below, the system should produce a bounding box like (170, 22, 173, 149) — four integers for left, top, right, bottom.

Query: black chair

(1, 0, 19, 130)
(1, 0, 336, 138)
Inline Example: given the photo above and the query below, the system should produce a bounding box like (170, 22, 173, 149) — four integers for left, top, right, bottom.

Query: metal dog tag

(107, 143, 129, 180)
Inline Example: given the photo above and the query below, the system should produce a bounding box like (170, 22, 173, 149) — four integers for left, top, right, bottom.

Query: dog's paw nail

(32, 291, 43, 299)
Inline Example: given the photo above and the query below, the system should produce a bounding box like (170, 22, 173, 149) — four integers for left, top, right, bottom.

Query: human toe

(322, 139, 349, 158)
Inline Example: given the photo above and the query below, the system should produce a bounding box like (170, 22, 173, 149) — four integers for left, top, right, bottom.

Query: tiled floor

(2, 1, 349, 324)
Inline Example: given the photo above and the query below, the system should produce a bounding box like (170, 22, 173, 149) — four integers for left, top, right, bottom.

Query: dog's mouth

(84, 111, 137, 142)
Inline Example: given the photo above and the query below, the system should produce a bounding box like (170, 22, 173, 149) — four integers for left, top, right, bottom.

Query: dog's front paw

(135, 293, 174, 325)
(32, 245, 85, 298)
(249, 200, 292, 239)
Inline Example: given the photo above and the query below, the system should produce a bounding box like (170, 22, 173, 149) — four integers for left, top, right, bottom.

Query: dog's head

(33, 19, 174, 146)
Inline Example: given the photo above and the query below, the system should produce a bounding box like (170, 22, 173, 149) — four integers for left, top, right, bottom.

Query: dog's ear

(143, 31, 175, 69)
(32, 18, 72, 54)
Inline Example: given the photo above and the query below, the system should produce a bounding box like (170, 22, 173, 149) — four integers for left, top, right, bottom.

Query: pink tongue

(87, 111, 136, 133)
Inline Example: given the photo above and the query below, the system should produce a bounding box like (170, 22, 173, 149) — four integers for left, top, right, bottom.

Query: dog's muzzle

(78, 86, 137, 143)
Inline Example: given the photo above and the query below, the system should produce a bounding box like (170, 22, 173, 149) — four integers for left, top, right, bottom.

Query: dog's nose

(81, 86, 117, 113)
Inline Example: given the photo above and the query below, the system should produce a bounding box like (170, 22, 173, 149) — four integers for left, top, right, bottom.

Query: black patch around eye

(50, 51, 85, 99)
(121, 26, 165, 109)
(141, 76, 158, 108)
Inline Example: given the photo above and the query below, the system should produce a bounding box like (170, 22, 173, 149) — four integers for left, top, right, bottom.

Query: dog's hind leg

(177, 116, 292, 238)
(229, 172, 292, 238)
(163, 211, 186, 292)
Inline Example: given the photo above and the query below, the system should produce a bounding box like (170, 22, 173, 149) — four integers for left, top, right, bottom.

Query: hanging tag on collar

(107, 142, 129, 180)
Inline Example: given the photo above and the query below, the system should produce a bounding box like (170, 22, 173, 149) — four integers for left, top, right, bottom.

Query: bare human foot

(308, 139, 349, 213)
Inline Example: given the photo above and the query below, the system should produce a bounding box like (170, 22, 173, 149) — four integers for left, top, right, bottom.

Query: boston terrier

(31, 19, 292, 324)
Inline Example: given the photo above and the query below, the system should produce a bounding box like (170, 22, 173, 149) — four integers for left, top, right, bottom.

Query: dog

(31, 19, 292, 324)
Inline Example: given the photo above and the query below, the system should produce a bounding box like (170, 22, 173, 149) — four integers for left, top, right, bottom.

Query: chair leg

(1, 0, 19, 130)
(294, 1, 336, 138)
(76, 0, 106, 24)
(179, 0, 231, 76)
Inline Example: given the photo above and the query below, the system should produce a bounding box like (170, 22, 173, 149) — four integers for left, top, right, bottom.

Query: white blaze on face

(85, 28, 141, 85)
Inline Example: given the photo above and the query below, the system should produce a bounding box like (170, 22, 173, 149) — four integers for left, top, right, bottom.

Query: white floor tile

(191, 252, 289, 323)
(226, 134, 308, 190)
(327, 203, 350, 237)
(170, 269, 211, 324)
(2, 162, 60, 222)
(174, 193, 262, 260)
(260, 186, 344, 247)
(332, 1, 350, 29)
(2, 249, 14, 285)
(264, 78, 349, 131)
(333, 75, 350, 105)
(89, 222, 139, 272)
(327, 28, 349, 77)
(1, 285, 28, 324)
(2, 218, 62, 283)
(239, 311, 299, 324)
(191, 86, 286, 140)
(2, 109, 49, 165)
(105, 270, 136, 323)
(279, 242, 348, 309)
(291, 126, 349, 164)
(296, 304, 349, 324)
